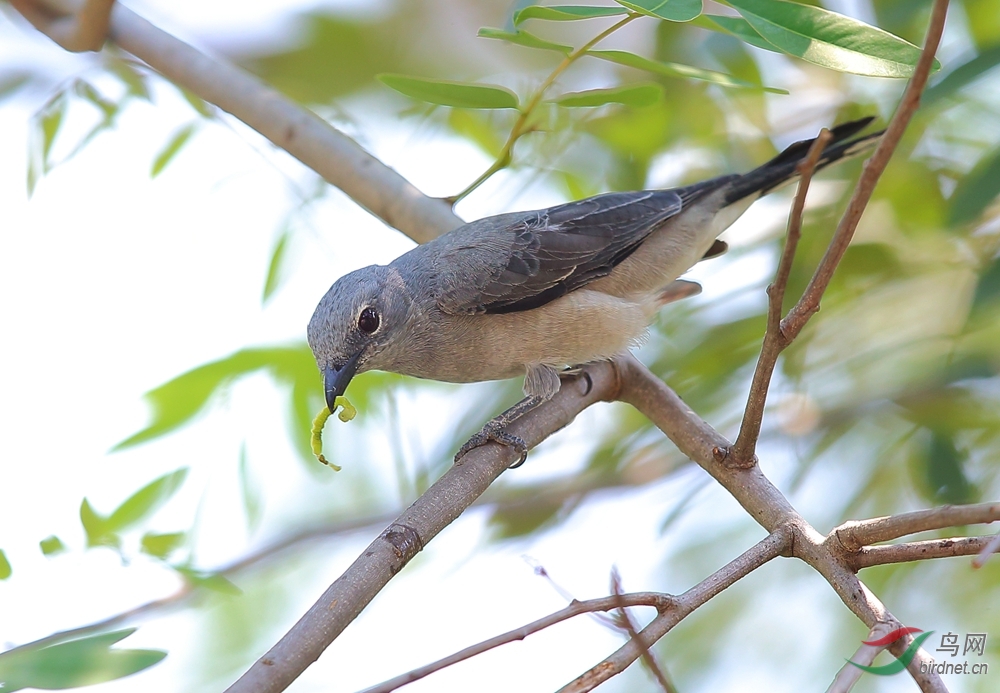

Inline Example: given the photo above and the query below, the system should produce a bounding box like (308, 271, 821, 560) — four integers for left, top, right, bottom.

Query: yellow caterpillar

(311, 397, 357, 470)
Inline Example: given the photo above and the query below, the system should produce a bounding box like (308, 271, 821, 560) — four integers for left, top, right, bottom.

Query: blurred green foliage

(0, 630, 166, 692)
(5, 0, 1000, 691)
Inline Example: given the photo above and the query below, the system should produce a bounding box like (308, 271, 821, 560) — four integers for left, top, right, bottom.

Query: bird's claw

(454, 420, 529, 468)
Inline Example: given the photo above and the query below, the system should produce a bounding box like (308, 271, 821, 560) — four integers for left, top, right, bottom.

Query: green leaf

(377, 74, 520, 109)
(175, 567, 242, 596)
(725, 0, 938, 78)
(151, 123, 198, 178)
(39, 92, 68, 163)
(0, 549, 10, 580)
(179, 88, 215, 118)
(106, 59, 151, 101)
(80, 499, 119, 550)
(0, 629, 165, 692)
(514, 5, 629, 24)
(949, 145, 1000, 226)
(0, 71, 31, 103)
(971, 256, 1000, 311)
(447, 109, 505, 157)
(115, 345, 319, 450)
(238, 444, 263, 533)
(140, 532, 186, 560)
(477, 27, 573, 54)
(553, 83, 664, 107)
(692, 14, 780, 52)
(39, 536, 67, 556)
(72, 80, 117, 121)
(924, 45, 1000, 106)
(586, 49, 787, 92)
(918, 431, 976, 505)
(106, 468, 189, 534)
(262, 227, 291, 303)
(615, 0, 702, 23)
(28, 91, 68, 196)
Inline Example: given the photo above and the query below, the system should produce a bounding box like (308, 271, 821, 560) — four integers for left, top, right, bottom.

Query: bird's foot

(455, 421, 529, 468)
(454, 396, 542, 468)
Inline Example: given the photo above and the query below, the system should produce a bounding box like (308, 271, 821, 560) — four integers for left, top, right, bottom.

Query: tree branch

(610, 568, 676, 693)
(8, 0, 461, 243)
(780, 0, 948, 338)
(9, 3, 961, 692)
(224, 365, 618, 693)
(361, 591, 673, 693)
(727, 129, 831, 467)
(558, 529, 790, 693)
(615, 356, 949, 692)
(850, 536, 996, 570)
(834, 502, 1000, 551)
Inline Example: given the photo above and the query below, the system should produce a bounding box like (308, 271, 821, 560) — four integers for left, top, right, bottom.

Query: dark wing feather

(436, 190, 685, 315)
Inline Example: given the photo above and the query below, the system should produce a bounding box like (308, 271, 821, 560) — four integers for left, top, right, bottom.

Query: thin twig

(727, 129, 832, 467)
(610, 569, 676, 693)
(558, 529, 790, 693)
(833, 502, 1000, 552)
(973, 530, 1000, 568)
(851, 536, 996, 570)
(781, 0, 949, 338)
(360, 591, 673, 693)
(450, 12, 639, 203)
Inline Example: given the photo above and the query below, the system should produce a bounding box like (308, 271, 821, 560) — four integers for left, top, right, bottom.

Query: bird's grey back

(391, 189, 705, 316)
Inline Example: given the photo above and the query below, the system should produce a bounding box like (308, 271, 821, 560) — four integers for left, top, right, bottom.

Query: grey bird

(308, 118, 880, 465)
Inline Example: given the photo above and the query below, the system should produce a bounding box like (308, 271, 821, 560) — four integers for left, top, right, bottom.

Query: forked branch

(727, 129, 832, 467)
(726, 0, 949, 467)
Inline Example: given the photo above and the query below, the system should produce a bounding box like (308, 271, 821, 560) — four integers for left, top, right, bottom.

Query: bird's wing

(435, 190, 688, 315)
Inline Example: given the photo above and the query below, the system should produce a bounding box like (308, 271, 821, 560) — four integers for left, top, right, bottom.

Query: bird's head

(307, 265, 413, 410)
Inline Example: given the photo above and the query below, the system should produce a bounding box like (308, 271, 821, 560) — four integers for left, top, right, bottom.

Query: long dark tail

(723, 117, 882, 205)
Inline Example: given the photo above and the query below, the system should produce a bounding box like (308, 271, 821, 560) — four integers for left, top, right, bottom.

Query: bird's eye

(358, 307, 380, 334)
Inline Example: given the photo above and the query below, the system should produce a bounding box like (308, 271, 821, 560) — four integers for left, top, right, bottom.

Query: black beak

(324, 351, 362, 411)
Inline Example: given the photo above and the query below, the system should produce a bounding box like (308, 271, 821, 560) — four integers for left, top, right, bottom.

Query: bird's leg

(454, 395, 542, 468)
(454, 364, 560, 468)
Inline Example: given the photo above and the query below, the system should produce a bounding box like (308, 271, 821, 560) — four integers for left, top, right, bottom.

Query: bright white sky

(0, 2, 969, 692)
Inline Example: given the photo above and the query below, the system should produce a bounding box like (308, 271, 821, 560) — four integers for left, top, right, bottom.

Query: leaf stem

(450, 12, 640, 204)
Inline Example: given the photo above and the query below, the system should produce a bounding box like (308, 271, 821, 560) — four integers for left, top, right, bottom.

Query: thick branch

(616, 356, 948, 692)
(9, 0, 461, 243)
(616, 353, 798, 530)
(851, 536, 995, 570)
(834, 502, 1000, 551)
(225, 365, 617, 693)
(363, 591, 673, 693)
